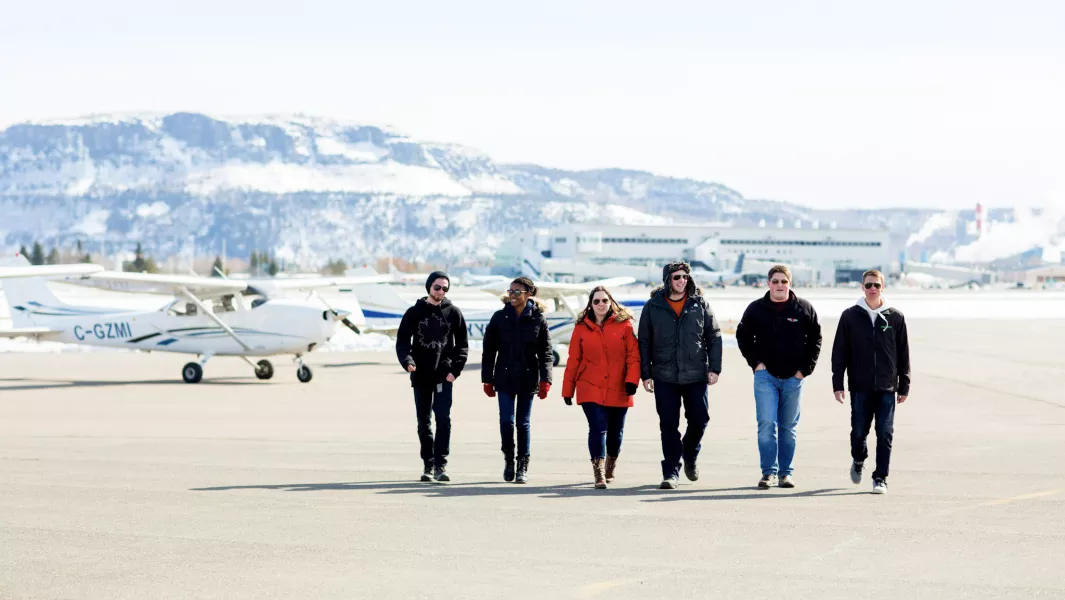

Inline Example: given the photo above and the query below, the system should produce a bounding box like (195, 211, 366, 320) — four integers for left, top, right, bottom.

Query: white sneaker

(872, 478, 887, 494)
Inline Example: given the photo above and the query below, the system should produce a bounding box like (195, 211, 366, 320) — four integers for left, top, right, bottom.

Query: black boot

(515, 455, 530, 484)
(503, 453, 515, 482)
(420, 459, 434, 482)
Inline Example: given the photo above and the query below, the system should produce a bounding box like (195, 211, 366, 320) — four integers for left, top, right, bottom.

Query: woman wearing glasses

(481, 276, 554, 484)
(561, 286, 640, 489)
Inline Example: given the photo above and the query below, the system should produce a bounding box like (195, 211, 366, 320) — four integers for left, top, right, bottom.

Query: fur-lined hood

(498, 294, 549, 313)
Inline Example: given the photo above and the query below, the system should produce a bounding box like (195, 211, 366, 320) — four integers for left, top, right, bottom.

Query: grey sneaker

(434, 467, 450, 483)
(420, 461, 433, 483)
(758, 474, 778, 489)
(660, 476, 679, 490)
(872, 478, 887, 494)
(779, 475, 795, 488)
(850, 461, 864, 484)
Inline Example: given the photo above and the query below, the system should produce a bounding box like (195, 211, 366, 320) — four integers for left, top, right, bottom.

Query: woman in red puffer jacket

(562, 285, 640, 489)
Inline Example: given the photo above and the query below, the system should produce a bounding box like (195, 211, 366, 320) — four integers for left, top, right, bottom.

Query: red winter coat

(562, 312, 641, 408)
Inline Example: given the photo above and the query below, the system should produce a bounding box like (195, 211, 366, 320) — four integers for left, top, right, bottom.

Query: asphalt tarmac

(1, 319, 1063, 599)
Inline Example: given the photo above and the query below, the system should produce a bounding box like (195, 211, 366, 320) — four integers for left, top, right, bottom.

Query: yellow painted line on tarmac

(982, 489, 1059, 507)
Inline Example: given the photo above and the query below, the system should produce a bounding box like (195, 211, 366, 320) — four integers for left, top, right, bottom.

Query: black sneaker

(514, 456, 529, 484)
(660, 475, 679, 489)
(872, 478, 887, 494)
(434, 467, 450, 483)
(683, 460, 699, 482)
(420, 460, 433, 482)
(850, 461, 864, 484)
(503, 454, 515, 482)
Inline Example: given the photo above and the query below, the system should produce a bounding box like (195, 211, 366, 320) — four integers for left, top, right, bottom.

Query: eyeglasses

(591, 298, 609, 305)
(507, 289, 528, 296)
(770, 279, 789, 285)
(432, 285, 449, 292)
(864, 282, 882, 289)
(671, 273, 689, 281)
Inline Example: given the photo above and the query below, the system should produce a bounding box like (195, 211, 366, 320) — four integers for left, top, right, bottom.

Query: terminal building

(497, 223, 892, 285)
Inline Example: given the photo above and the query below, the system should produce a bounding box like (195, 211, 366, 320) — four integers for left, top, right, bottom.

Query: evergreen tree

(18, 244, 29, 260)
(267, 258, 279, 277)
(30, 242, 45, 265)
(249, 251, 260, 275)
(76, 240, 83, 253)
(82, 253, 93, 264)
(46, 248, 60, 265)
(211, 256, 225, 277)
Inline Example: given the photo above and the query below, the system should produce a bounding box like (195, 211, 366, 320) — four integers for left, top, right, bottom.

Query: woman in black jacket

(481, 277, 553, 484)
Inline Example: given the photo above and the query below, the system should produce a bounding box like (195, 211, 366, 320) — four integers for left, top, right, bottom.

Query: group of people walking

(395, 262, 911, 495)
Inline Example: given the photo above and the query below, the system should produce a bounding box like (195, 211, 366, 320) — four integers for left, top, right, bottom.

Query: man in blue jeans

(638, 261, 723, 489)
(736, 265, 822, 489)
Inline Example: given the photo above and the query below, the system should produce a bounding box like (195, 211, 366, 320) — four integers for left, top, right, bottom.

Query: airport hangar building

(498, 223, 893, 285)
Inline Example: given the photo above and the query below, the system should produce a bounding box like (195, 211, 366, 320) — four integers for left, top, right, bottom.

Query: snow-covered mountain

(0, 112, 755, 265)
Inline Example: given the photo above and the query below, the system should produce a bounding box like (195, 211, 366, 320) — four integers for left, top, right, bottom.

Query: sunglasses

(770, 279, 789, 285)
(432, 284, 449, 292)
(864, 282, 882, 289)
(671, 273, 689, 281)
(591, 298, 609, 305)
(507, 289, 528, 296)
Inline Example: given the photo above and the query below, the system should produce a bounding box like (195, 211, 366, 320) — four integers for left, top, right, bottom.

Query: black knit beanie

(425, 271, 450, 293)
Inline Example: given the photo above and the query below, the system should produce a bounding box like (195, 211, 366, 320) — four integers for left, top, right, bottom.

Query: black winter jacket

(481, 299, 553, 395)
(396, 298, 469, 388)
(637, 288, 723, 385)
(736, 291, 822, 379)
(831, 304, 911, 396)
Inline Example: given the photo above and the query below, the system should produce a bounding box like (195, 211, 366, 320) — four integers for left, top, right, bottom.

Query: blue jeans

(412, 382, 453, 467)
(498, 391, 534, 457)
(581, 403, 629, 459)
(850, 390, 896, 481)
(653, 380, 710, 479)
(753, 370, 803, 476)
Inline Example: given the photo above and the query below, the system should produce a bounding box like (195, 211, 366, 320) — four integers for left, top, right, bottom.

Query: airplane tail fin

(347, 282, 411, 324)
(2, 276, 91, 328)
(733, 253, 746, 274)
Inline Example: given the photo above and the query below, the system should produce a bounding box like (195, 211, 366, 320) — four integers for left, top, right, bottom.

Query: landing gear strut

(295, 355, 313, 383)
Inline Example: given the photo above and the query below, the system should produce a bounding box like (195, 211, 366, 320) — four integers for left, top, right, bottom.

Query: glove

(538, 381, 550, 399)
(483, 383, 496, 398)
(624, 382, 638, 396)
(563, 397, 573, 406)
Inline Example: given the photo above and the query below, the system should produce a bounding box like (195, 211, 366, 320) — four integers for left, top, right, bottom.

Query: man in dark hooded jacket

(396, 271, 468, 483)
(638, 261, 723, 489)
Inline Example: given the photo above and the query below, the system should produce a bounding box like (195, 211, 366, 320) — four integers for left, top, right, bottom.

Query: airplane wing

(0, 264, 104, 279)
(62, 272, 249, 298)
(475, 276, 637, 298)
(0, 327, 63, 339)
(247, 274, 394, 294)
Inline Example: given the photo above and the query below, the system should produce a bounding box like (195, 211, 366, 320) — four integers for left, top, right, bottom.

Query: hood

(856, 296, 891, 325)
(416, 297, 453, 309)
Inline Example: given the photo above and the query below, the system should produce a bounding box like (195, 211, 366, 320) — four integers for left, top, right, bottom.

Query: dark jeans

(581, 403, 629, 459)
(850, 390, 896, 480)
(654, 379, 710, 478)
(498, 391, 534, 457)
(413, 382, 453, 468)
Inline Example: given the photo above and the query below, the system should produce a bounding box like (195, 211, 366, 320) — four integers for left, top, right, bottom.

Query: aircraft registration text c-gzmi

(74, 322, 133, 341)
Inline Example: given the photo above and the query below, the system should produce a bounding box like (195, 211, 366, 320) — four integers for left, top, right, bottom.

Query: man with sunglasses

(396, 271, 469, 483)
(831, 269, 911, 495)
(736, 265, 822, 489)
(638, 261, 723, 490)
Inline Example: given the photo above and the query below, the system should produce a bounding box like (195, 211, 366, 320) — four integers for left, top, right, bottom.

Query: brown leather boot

(604, 455, 618, 483)
(592, 458, 607, 489)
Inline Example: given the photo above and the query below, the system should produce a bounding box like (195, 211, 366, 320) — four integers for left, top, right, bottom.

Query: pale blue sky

(1, 0, 1062, 211)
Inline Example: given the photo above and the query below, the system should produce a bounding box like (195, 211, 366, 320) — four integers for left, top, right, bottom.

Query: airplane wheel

(255, 360, 274, 380)
(296, 365, 313, 383)
(552, 350, 561, 367)
(182, 362, 203, 384)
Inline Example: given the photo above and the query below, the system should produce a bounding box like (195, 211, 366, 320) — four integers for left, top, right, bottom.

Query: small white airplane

(343, 274, 638, 366)
(695, 253, 761, 286)
(0, 256, 392, 384)
(0, 263, 104, 279)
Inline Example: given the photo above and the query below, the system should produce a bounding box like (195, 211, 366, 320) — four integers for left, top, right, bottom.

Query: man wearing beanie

(638, 260, 723, 489)
(396, 271, 469, 483)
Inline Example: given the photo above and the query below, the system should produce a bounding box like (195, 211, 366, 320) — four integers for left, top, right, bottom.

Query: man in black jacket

(736, 265, 822, 489)
(831, 269, 911, 495)
(396, 271, 469, 483)
(638, 261, 723, 490)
